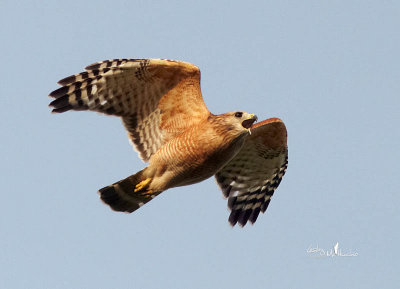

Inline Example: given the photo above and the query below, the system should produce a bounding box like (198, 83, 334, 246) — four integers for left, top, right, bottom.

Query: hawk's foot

(141, 189, 154, 197)
(134, 178, 152, 192)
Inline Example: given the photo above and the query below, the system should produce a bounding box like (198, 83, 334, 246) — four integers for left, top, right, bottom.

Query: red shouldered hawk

(49, 59, 288, 226)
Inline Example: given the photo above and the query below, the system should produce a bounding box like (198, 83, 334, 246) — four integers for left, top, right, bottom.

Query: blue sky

(1, 0, 399, 288)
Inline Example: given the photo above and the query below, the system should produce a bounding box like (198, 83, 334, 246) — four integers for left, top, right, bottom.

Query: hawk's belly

(164, 133, 247, 188)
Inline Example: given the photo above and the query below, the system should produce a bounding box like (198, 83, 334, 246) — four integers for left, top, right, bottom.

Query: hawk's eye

(234, 112, 243, 118)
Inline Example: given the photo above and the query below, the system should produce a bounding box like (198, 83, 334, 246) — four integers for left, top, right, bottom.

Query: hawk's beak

(242, 114, 258, 129)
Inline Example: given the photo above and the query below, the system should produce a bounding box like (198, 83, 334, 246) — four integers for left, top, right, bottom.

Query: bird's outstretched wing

(215, 118, 288, 226)
(49, 59, 210, 162)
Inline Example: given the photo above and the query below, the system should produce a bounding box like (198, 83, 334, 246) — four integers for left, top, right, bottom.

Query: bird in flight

(49, 59, 288, 226)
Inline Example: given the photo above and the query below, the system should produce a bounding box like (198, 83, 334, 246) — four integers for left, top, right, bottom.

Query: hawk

(49, 59, 288, 226)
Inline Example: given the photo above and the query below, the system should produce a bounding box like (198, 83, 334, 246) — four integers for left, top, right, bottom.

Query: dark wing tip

(57, 75, 77, 86)
(248, 207, 261, 224)
(228, 210, 240, 227)
(51, 106, 73, 113)
(237, 209, 252, 227)
(49, 86, 69, 98)
(260, 199, 271, 213)
(85, 61, 106, 71)
(228, 209, 254, 227)
(49, 96, 72, 113)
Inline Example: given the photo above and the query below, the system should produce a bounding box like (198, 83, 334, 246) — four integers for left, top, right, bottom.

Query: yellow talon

(134, 178, 152, 192)
(141, 189, 154, 197)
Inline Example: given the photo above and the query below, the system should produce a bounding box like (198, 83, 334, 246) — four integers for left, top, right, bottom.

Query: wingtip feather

(49, 86, 69, 98)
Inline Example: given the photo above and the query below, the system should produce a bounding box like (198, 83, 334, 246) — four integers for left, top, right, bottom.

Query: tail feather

(98, 169, 161, 213)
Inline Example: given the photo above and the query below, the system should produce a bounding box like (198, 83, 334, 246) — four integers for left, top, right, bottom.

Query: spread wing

(49, 59, 210, 161)
(215, 118, 288, 226)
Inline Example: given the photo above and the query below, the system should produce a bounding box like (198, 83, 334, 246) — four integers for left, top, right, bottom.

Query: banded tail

(98, 169, 162, 213)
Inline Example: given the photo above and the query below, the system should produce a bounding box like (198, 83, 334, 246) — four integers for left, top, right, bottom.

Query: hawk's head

(230, 111, 258, 132)
(210, 111, 258, 138)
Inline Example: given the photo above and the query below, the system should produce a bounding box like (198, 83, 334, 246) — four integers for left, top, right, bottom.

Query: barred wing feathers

(49, 59, 210, 162)
(215, 118, 288, 226)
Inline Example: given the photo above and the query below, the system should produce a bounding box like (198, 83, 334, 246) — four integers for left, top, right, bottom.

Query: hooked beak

(242, 114, 258, 129)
